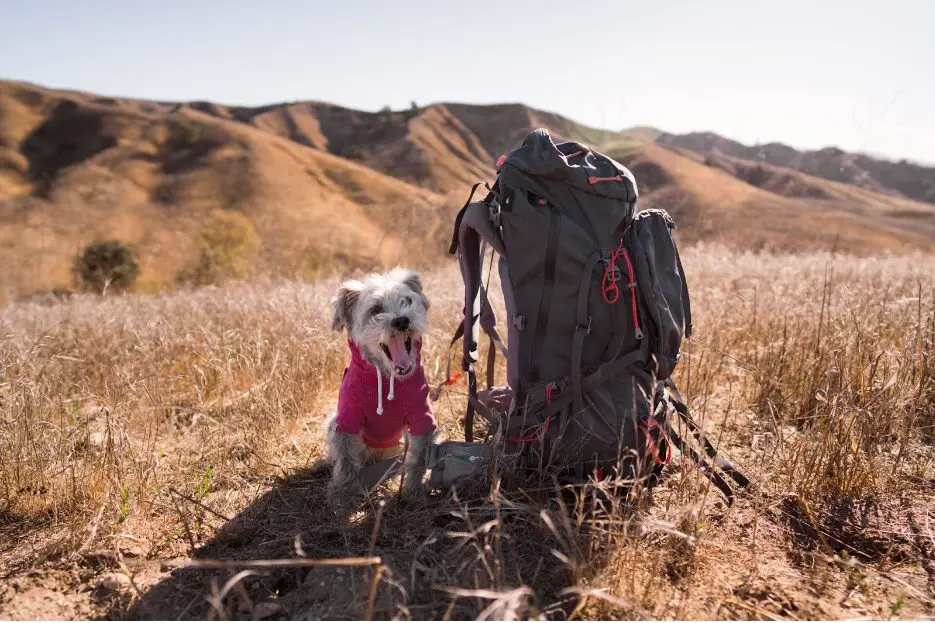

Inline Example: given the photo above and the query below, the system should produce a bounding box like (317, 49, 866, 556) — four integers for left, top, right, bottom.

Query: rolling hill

(0, 81, 447, 302)
(611, 142, 935, 253)
(1, 78, 934, 304)
(656, 131, 935, 205)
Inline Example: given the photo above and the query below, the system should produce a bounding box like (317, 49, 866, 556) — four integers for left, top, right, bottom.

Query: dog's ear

(332, 280, 364, 332)
(396, 268, 430, 311)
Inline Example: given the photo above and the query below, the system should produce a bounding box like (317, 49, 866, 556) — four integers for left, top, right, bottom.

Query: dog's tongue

(387, 335, 412, 370)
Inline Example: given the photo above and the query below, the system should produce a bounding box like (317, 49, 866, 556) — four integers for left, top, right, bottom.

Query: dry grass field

(2, 243, 934, 620)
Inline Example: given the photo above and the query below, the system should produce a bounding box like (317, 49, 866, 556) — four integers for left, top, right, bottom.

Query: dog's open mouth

(381, 334, 414, 376)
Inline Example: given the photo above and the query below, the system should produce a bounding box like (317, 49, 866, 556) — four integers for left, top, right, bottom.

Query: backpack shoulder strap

(445, 185, 510, 441)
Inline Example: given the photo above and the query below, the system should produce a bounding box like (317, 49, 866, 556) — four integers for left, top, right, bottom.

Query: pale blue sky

(1, 0, 933, 164)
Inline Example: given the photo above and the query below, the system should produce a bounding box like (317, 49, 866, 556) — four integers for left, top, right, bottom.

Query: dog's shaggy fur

(323, 267, 440, 510)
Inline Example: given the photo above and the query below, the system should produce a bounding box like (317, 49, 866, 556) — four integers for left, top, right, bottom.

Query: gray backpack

(439, 128, 749, 503)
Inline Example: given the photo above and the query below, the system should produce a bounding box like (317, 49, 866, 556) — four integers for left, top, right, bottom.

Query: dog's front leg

(327, 431, 369, 511)
(401, 428, 439, 498)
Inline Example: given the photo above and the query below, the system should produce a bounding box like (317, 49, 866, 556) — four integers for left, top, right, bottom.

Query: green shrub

(75, 240, 140, 293)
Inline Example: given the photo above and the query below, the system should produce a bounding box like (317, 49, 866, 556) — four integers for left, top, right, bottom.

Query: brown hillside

(198, 99, 603, 194)
(206, 96, 935, 254)
(2, 78, 935, 304)
(612, 142, 935, 254)
(0, 81, 445, 303)
(657, 131, 935, 205)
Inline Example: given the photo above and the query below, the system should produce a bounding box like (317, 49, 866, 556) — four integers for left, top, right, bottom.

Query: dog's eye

(369, 304, 384, 317)
(402, 296, 412, 306)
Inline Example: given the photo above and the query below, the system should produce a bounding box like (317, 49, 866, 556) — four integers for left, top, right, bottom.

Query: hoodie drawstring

(376, 370, 384, 415)
(375, 369, 396, 415)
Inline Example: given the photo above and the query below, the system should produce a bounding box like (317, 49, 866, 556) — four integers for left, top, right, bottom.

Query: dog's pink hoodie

(335, 338, 437, 449)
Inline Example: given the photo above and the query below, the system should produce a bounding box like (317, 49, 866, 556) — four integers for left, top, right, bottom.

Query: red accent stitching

(588, 175, 623, 184)
(565, 150, 586, 159)
(506, 417, 551, 444)
(496, 154, 507, 168)
(621, 249, 641, 336)
(601, 239, 642, 336)
(601, 239, 625, 304)
(545, 382, 554, 406)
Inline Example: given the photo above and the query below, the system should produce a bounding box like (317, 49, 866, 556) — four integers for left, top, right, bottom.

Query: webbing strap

(671, 399, 750, 490)
(660, 380, 751, 505)
(571, 251, 602, 405)
(360, 456, 403, 490)
(430, 320, 466, 402)
(675, 246, 694, 338)
(449, 182, 488, 256)
(464, 368, 477, 442)
(486, 335, 496, 389)
(463, 369, 501, 442)
(663, 424, 738, 505)
(529, 207, 562, 382)
(431, 289, 508, 402)
(603, 235, 632, 362)
(540, 350, 645, 419)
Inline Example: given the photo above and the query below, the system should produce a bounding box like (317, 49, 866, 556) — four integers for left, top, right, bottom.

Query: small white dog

(323, 267, 440, 510)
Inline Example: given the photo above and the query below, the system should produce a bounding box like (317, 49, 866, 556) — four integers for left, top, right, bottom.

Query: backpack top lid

(499, 128, 639, 203)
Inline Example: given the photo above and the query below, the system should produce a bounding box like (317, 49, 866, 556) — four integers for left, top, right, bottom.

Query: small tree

(75, 240, 139, 294)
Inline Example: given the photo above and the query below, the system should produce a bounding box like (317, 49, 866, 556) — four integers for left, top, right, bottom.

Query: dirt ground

(3, 249, 935, 620)
(3, 450, 933, 620)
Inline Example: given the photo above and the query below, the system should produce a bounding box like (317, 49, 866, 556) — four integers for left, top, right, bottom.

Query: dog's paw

(400, 467, 428, 499)
(308, 459, 333, 478)
(327, 479, 368, 514)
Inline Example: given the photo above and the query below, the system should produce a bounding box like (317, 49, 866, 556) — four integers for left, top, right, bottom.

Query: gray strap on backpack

(571, 251, 602, 405)
(454, 201, 509, 440)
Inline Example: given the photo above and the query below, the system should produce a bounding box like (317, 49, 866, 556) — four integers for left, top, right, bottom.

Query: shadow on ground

(125, 464, 595, 620)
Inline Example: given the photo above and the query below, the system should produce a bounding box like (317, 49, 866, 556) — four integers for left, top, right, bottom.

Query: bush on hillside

(74, 239, 140, 293)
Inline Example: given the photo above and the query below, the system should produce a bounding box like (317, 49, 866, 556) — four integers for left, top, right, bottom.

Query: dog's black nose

(391, 316, 410, 331)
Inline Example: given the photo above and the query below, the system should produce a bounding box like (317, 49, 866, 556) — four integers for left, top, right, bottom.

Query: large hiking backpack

(437, 128, 750, 504)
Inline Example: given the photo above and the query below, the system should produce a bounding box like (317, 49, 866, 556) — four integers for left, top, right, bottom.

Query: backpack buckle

(488, 199, 502, 228)
(512, 314, 526, 331)
(601, 251, 622, 283)
(576, 316, 592, 335)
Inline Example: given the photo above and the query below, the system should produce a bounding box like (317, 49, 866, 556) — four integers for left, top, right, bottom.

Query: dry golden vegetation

(2, 243, 934, 619)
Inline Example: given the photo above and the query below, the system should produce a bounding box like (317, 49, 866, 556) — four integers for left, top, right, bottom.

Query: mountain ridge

(1, 78, 934, 304)
(656, 130, 935, 205)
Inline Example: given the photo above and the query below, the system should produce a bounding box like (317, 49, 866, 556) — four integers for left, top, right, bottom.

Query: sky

(1, 0, 933, 164)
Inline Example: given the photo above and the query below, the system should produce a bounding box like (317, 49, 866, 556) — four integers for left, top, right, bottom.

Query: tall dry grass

(1, 243, 934, 619)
